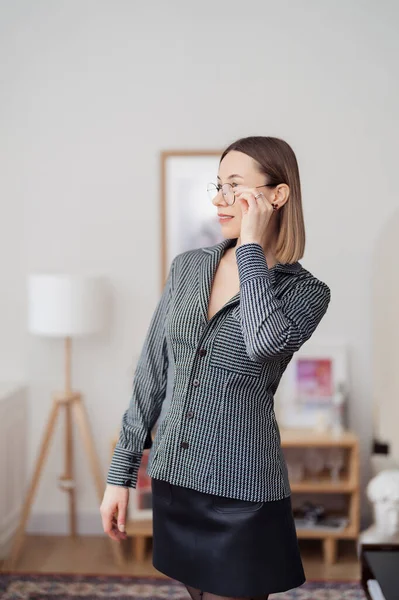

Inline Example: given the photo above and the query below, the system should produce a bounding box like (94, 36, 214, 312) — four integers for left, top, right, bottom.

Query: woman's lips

(218, 215, 234, 221)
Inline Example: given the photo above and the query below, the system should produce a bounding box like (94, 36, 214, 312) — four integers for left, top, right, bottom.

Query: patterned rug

(0, 573, 365, 599)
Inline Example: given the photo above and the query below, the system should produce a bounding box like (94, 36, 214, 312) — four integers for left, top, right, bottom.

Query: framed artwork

(276, 343, 349, 430)
(160, 150, 223, 284)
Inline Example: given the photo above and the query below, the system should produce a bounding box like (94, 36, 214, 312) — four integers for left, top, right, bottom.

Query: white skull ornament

(367, 469, 399, 536)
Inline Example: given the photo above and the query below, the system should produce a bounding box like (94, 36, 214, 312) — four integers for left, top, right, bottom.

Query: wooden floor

(1, 536, 360, 581)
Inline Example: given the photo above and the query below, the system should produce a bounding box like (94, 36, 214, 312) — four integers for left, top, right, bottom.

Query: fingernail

(118, 523, 125, 532)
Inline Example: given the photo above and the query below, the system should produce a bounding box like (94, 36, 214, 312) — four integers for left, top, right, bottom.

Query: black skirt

(151, 477, 306, 597)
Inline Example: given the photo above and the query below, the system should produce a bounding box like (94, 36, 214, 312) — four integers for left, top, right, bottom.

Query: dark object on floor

(360, 543, 399, 600)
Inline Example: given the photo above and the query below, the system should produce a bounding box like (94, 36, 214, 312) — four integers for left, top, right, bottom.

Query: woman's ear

(274, 184, 290, 206)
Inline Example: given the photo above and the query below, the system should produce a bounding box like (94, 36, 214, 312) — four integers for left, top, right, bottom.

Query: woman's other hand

(100, 484, 129, 542)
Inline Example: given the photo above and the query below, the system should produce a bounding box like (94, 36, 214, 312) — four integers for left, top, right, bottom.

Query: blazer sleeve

(106, 256, 177, 489)
(235, 243, 331, 362)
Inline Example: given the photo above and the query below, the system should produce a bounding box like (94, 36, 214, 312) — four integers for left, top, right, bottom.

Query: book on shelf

(294, 516, 349, 531)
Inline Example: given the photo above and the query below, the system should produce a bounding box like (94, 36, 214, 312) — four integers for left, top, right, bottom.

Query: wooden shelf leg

(323, 537, 337, 565)
(134, 536, 146, 562)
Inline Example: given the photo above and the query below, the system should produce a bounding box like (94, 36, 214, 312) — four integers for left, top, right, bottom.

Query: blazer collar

(199, 238, 301, 325)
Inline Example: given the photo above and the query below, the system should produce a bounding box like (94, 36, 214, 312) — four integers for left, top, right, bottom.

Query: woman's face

(213, 150, 277, 238)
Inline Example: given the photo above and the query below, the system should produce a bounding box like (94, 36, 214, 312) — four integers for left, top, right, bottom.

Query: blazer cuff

(235, 243, 271, 284)
(106, 446, 142, 488)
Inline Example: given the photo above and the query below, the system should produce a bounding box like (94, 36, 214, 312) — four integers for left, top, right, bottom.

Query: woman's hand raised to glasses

(100, 484, 129, 542)
(235, 187, 278, 247)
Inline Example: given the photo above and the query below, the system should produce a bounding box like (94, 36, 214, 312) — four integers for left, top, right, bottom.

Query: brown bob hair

(220, 136, 305, 264)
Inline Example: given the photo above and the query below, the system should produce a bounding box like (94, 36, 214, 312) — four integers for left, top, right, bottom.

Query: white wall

(1, 0, 398, 530)
(373, 210, 399, 467)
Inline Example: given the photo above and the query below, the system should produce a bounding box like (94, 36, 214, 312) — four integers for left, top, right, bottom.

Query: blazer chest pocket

(209, 316, 263, 378)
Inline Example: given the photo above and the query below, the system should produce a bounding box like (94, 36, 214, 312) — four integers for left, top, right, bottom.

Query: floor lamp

(5, 274, 124, 568)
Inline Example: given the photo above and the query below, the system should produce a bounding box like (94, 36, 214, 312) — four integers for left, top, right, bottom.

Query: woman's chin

(220, 221, 239, 237)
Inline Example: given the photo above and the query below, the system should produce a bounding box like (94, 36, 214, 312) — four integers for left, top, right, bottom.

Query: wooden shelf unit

(111, 429, 360, 565)
(280, 428, 360, 565)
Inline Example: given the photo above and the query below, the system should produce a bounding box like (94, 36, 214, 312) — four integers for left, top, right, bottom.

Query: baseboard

(0, 505, 21, 558)
(26, 512, 104, 535)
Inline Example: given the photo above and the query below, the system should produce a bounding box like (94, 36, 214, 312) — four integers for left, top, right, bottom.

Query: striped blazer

(106, 238, 331, 502)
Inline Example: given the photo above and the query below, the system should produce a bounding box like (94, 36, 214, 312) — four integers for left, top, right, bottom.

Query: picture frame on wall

(160, 150, 222, 284)
(275, 343, 349, 430)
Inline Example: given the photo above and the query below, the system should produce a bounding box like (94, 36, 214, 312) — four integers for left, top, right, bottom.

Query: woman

(101, 136, 331, 599)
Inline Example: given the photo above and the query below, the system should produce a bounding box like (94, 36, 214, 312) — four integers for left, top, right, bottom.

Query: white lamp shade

(28, 274, 106, 337)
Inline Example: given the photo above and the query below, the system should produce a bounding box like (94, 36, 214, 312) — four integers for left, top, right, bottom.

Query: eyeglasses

(206, 182, 278, 206)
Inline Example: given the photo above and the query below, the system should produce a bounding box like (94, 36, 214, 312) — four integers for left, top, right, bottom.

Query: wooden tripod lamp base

(4, 387, 124, 569)
(3, 275, 124, 569)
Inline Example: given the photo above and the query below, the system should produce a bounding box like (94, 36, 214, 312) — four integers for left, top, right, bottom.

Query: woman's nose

(213, 190, 227, 207)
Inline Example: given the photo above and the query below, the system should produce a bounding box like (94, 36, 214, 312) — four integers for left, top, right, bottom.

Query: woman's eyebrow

(217, 173, 244, 181)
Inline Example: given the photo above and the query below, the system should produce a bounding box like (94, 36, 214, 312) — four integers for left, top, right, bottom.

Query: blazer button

(123, 479, 132, 486)
(180, 441, 189, 449)
(186, 411, 194, 419)
(198, 348, 207, 356)
(193, 379, 200, 387)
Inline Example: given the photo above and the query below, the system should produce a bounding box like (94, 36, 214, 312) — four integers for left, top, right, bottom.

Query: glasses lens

(207, 183, 218, 202)
(222, 183, 235, 205)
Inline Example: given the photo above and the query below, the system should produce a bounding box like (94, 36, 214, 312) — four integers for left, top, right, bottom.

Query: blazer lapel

(199, 238, 302, 324)
(199, 237, 239, 324)
(230, 303, 241, 321)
